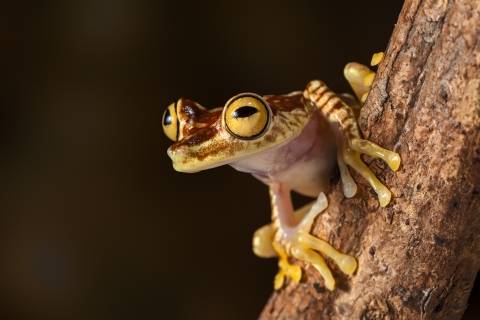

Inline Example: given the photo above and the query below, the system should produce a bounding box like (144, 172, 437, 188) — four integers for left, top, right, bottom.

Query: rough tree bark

(260, 0, 480, 319)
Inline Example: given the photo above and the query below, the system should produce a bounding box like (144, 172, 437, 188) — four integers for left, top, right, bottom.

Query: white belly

(230, 113, 337, 197)
(275, 144, 336, 196)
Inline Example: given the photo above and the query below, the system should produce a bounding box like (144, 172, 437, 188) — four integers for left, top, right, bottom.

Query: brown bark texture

(260, 0, 480, 319)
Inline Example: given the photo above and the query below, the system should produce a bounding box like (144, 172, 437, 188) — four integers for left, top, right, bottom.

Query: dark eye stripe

(232, 106, 258, 118)
(163, 109, 172, 125)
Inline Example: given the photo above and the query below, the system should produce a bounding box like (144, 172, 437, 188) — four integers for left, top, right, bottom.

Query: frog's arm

(303, 64, 400, 207)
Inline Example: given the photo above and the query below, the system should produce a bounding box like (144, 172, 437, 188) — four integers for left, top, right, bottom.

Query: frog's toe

(370, 51, 384, 66)
(274, 262, 302, 290)
(337, 254, 358, 276)
(344, 62, 376, 102)
(272, 242, 302, 289)
(274, 271, 285, 290)
(351, 139, 401, 172)
(378, 186, 392, 208)
(252, 224, 276, 258)
(338, 152, 358, 198)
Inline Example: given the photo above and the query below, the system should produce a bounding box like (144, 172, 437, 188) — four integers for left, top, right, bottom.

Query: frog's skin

(162, 58, 400, 290)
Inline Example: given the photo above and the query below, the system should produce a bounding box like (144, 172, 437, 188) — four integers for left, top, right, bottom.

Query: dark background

(2, 1, 478, 319)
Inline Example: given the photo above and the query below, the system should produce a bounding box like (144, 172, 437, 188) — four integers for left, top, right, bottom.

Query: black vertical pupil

(163, 109, 172, 125)
(233, 106, 258, 118)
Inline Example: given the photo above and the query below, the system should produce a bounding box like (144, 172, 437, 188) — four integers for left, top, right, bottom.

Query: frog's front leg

(343, 58, 402, 206)
(305, 78, 401, 207)
(266, 183, 357, 290)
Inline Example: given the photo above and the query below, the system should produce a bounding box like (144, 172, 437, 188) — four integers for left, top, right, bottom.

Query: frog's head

(162, 92, 315, 173)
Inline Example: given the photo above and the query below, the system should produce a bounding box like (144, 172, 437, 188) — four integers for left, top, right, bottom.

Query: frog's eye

(162, 102, 178, 141)
(224, 93, 270, 140)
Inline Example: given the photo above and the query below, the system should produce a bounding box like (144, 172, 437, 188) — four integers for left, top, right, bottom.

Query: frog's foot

(277, 193, 357, 290)
(343, 139, 401, 207)
(252, 224, 302, 289)
(269, 194, 329, 289)
(343, 52, 384, 104)
(272, 241, 302, 289)
(253, 224, 303, 289)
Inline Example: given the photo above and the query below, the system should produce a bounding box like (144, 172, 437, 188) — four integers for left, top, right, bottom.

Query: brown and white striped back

(303, 80, 360, 140)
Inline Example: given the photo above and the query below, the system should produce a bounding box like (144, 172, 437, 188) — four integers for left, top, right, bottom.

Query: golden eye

(162, 102, 178, 141)
(224, 94, 270, 139)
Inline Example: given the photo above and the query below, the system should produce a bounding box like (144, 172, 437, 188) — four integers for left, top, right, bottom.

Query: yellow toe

(371, 52, 384, 66)
(274, 272, 285, 290)
(388, 153, 401, 171)
(338, 255, 358, 276)
(363, 72, 375, 87)
(325, 278, 336, 291)
(287, 265, 302, 284)
(378, 187, 392, 207)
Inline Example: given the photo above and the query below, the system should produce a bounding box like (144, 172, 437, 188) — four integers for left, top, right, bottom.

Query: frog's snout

(167, 147, 185, 171)
(167, 146, 198, 173)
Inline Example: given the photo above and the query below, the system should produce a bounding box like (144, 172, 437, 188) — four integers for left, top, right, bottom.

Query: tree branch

(260, 0, 480, 318)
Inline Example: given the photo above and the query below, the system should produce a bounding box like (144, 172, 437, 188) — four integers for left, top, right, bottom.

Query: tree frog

(162, 58, 400, 290)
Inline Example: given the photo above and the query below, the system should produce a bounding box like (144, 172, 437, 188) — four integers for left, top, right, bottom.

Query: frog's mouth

(168, 150, 240, 173)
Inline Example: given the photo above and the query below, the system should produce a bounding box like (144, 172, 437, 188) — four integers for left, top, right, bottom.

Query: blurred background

(2, 1, 479, 319)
